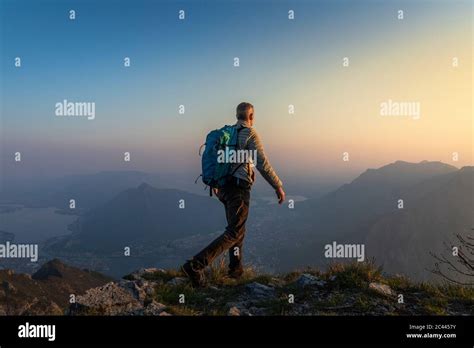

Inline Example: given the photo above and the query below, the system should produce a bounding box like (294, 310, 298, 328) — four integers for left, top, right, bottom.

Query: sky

(0, 0, 472, 188)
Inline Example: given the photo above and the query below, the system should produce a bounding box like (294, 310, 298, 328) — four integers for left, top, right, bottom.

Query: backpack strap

(229, 125, 249, 177)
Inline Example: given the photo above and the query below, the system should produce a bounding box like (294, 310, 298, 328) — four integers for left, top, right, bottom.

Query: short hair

(236, 102, 254, 120)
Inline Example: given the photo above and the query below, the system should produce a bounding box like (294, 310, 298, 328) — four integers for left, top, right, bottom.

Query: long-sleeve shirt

(231, 120, 283, 189)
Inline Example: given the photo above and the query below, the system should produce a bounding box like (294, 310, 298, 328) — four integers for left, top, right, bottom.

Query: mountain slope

(270, 161, 463, 276)
(300, 160, 458, 237)
(48, 183, 225, 253)
(0, 259, 111, 315)
(1, 171, 164, 210)
(365, 166, 474, 281)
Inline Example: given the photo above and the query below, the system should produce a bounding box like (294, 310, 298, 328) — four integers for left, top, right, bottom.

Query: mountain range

(16, 160, 474, 283)
(268, 161, 473, 282)
(48, 183, 225, 252)
(0, 171, 164, 210)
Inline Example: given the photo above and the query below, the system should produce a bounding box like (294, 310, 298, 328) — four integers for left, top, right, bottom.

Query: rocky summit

(0, 259, 472, 316)
(66, 261, 473, 316)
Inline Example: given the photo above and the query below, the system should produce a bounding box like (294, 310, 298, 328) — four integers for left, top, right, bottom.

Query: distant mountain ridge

(365, 166, 473, 281)
(42, 160, 472, 283)
(0, 171, 164, 210)
(272, 161, 472, 282)
(48, 183, 225, 253)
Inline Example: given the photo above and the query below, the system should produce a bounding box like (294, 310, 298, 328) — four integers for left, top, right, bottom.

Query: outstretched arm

(248, 129, 286, 204)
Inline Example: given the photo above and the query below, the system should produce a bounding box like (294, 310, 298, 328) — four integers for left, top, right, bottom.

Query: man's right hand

(275, 186, 286, 204)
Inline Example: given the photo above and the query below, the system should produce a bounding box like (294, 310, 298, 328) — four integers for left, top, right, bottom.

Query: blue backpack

(199, 125, 244, 195)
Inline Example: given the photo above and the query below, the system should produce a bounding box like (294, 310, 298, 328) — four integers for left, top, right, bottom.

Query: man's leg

(228, 233, 244, 278)
(223, 192, 245, 277)
(228, 182, 250, 277)
(191, 184, 249, 270)
(221, 189, 245, 278)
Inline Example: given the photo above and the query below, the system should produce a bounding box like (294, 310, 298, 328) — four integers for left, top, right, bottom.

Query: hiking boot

(181, 260, 206, 288)
(227, 267, 244, 280)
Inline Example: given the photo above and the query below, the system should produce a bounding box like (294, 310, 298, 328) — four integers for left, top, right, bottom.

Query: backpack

(199, 125, 245, 195)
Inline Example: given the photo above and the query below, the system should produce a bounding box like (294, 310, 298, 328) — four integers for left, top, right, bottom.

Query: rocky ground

(0, 259, 111, 315)
(67, 261, 474, 316)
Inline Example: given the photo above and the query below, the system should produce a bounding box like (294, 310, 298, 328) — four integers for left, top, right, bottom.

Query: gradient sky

(0, 0, 472, 187)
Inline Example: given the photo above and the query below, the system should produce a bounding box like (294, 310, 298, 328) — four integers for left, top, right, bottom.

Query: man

(182, 102, 286, 287)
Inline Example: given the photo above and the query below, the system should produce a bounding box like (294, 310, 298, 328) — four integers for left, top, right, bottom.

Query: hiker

(182, 102, 286, 287)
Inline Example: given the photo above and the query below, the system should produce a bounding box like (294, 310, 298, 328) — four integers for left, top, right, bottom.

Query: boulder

(167, 277, 187, 286)
(245, 282, 275, 299)
(128, 268, 166, 281)
(143, 300, 167, 315)
(227, 306, 241, 316)
(369, 282, 395, 297)
(227, 303, 253, 316)
(119, 279, 154, 303)
(71, 282, 142, 315)
(295, 274, 326, 287)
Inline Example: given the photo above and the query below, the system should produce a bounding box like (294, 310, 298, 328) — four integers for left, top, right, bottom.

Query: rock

(145, 286, 155, 296)
(142, 267, 165, 274)
(143, 300, 167, 315)
(369, 282, 395, 297)
(245, 282, 275, 299)
(295, 274, 326, 287)
(2, 281, 16, 293)
(375, 304, 390, 314)
(44, 301, 64, 315)
(240, 309, 253, 316)
(128, 268, 165, 280)
(119, 280, 150, 302)
(167, 277, 187, 286)
(71, 282, 142, 315)
(248, 306, 267, 316)
(20, 299, 63, 316)
(268, 277, 285, 287)
(226, 302, 253, 316)
(228, 306, 241, 316)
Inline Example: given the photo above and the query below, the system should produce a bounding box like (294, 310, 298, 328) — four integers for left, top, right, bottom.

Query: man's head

(236, 102, 254, 126)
